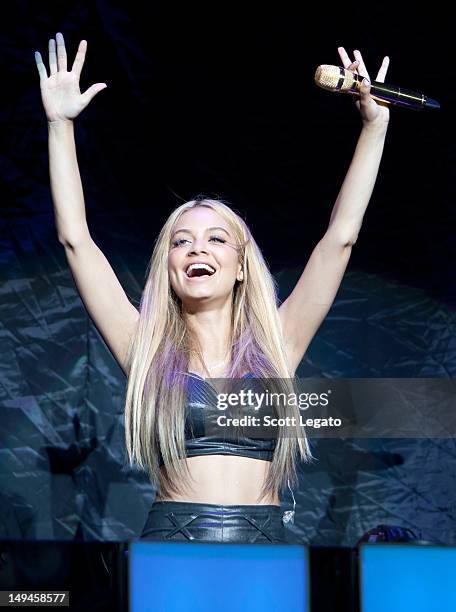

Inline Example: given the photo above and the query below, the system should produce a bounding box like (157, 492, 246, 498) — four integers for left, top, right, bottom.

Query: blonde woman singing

(35, 32, 390, 543)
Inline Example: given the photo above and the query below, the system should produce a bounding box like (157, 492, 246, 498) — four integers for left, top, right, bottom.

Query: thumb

(81, 83, 108, 107)
(360, 77, 371, 94)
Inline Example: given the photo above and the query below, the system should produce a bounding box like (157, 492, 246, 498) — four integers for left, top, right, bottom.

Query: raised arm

(35, 33, 139, 375)
(279, 48, 390, 375)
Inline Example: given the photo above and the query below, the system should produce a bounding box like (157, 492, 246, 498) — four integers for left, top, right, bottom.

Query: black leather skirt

(140, 501, 288, 543)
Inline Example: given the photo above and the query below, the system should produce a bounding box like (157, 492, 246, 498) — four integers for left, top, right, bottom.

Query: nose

(188, 237, 209, 255)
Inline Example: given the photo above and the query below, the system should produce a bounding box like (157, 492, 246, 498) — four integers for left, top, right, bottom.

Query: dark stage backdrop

(1, 3, 455, 545)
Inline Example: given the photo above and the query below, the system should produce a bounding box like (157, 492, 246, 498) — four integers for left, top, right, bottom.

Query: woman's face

(168, 207, 243, 306)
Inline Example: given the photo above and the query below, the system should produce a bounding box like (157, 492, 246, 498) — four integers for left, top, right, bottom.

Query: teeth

(186, 263, 216, 275)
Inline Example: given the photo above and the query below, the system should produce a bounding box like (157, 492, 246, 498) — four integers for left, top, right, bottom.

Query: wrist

(361, 119, 389, 136)
(48, 118, 74, 129)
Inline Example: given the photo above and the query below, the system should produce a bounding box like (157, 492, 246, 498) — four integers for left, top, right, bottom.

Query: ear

(237, 264, 244, 282)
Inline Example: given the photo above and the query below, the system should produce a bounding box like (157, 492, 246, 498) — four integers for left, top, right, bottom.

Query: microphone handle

(369, 81, 425, 110)
(350, 74, 439, 110)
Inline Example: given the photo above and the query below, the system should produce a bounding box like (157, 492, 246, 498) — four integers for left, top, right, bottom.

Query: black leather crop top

(158, 372, 277, 468)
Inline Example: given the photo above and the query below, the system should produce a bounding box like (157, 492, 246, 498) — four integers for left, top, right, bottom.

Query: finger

(359, 76, 372, 103)
(348, 60, 361, 104)
(56, 32, 67, 71)
(48, 38, 57, 75)
(353, 50, 370, 82)
(337, 46, 354, 70)
(81, 82, 108, 107)
(72, 40, 87, 77)
(375, 56, 390, 83)
(34, 51, 48, 81)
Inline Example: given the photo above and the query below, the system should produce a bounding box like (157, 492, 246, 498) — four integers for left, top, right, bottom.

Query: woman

(35, 33, 390, 543)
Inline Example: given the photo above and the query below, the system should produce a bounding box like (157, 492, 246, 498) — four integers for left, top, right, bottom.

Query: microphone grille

(314, 65, 357, 92)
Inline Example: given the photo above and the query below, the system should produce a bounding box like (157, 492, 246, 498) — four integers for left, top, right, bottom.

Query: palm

(35, 33, 106, 123)
(40, 71, 84, 121)
(337, 47, 390, 127)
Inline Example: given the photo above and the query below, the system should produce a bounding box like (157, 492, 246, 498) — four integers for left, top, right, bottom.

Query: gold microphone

(314, 65, 440, 110)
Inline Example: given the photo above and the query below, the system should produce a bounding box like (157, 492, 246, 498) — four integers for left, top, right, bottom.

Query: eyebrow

(171, 226, 232, 238)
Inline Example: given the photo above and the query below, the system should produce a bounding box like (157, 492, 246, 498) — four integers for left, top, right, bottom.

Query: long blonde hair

(124, 197, 314, 500)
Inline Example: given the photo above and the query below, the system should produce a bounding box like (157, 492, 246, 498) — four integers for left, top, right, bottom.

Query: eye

(171, 235, 226, 248)
(171, 238, 189, 247)
(209, 235, 226, 243)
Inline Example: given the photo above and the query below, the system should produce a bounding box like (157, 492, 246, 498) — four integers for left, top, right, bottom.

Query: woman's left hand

(337, 47, 390, 129)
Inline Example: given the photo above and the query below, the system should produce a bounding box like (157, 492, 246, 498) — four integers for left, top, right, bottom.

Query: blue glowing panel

(129, 541, 308, 612)
(360, 543, 456, 612)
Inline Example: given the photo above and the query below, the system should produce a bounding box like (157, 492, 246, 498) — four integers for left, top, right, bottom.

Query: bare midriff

(156, 454, 280, 506)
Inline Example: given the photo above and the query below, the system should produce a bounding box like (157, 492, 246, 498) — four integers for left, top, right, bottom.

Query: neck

(183, 301, 232, 367)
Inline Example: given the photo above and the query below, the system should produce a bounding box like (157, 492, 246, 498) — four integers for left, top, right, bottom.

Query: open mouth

(185, 263, 216, 279)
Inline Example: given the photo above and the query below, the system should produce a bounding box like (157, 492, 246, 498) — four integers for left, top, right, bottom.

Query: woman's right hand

(34, 32, 107, 123)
